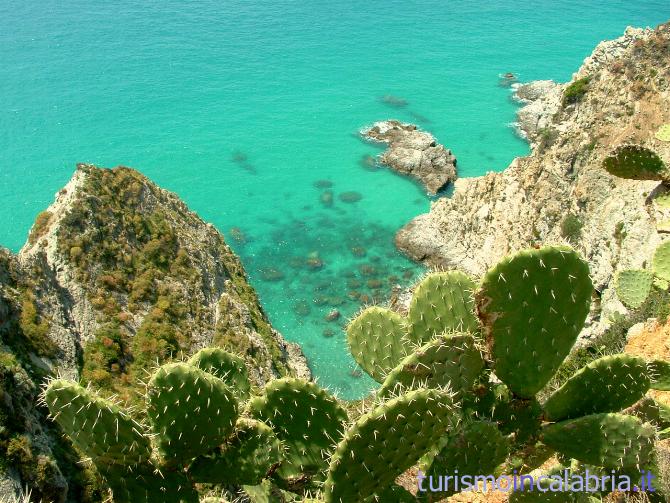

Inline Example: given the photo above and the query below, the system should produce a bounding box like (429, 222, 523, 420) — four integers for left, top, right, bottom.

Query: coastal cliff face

(396, 23, 670, 340)
(0, 164, 308, 502)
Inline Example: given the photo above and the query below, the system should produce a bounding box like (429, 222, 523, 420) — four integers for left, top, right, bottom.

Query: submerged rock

(259, 267, 285, 282)
(320, 190, 334, 207)
(366, 279, 383, 289)
(339, 191, 362, 203)
(313, 179, 334, 189)
(380, 95, 408, 108)
(293, 300, 311, 316)
(350, 246, 366, 257)
(306, 257, 324, 270)
(359, 154, 378, 170)
(362, 120, 457, 195)
(229, 226, 247, 244)
(325, 309, 341, 322)
(359, 264, 377, 276)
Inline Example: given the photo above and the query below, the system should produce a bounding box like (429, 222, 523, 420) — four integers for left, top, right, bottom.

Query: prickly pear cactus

(603, 144, 667, 181)
(476, 246, 593, 398)
(422, 421, 509, 498)
(102, 465, 198, 503)
(656, 124, 670, 142)
(653, 241, 670, 283)
(490, 386, 543, 443)
(187, 347, 251, 401)
(377, 333, 483, 399)
(248, 378, 347, 482)
(146, 362, 239, 464)
(188, 418, 283, 486)
(43, 379, 151, 467)
(615, 269, 654, 309)
(649, 359, 670, 390)
(407, 271, 479, 344)
(374, 485, 416, 502)
(508, 464, 577, 502)
(543, 355, 650, 421)
(323, 388, 457, 503)
(346, 306, 410, 382)
(631, 396, 670, 430)
(541, 413, 656, 469)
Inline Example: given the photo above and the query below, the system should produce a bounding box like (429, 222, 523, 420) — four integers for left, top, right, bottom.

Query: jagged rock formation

(362, 120, 457, 195)
(0, 164, 309, 502)
(396, 23, 670, 341)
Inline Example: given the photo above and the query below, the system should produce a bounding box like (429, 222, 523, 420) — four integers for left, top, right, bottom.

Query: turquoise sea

(1, 1, 668, 398)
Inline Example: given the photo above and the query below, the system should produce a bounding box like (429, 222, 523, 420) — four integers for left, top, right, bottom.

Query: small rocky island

(362, 120, 457, 195)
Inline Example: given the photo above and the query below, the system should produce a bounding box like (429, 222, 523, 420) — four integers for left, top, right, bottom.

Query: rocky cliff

(396, 22, 670, 341)
(362, 120, 458, 195)
(0, 164, 308, 502)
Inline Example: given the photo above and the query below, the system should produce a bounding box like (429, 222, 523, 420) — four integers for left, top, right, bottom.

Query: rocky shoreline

(394, 23, 670, 343)
(362, 120, 457, 195)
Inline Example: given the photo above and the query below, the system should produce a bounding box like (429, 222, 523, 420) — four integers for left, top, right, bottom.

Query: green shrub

(18, 292, 57, 358)
(560, 213, 583, 243)
(28, 211, 52, 245)
(82, 323, 129, 390)
(562, 77, 591, 106)
(538, 127, 559, 150)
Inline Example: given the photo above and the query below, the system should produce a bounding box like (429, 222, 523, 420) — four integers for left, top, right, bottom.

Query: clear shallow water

(1, 1, 668, 398)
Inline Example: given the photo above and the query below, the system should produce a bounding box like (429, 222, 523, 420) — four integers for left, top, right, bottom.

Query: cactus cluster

(44, 245, 670, 502)
(615, 240, 670, 308)
(343, 245, 668, 500)
(44, 348, 346, 502)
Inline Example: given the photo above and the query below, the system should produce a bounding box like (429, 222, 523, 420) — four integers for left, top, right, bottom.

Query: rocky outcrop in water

(396, 23, 670, 342)
(362, 120, 457, 195)
(0, 164, 309, 501)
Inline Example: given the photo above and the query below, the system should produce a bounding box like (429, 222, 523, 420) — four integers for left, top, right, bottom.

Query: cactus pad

(188, 418, 282, 486)
(187, 347, 251, 401)
(407, 271, 479, 344)
(423, 421, 509, 496)
(378, 333, 483, 399)
(374, 485, 416, 502)
(146, 362, 239, 464)
(631, 396, 670, 430)
(603, 145, 667, 181)
(476, 246, 593, 398)
(492, 392, 543, 443)
(324, 388, 457, 503)
(648, 359, 670, 390)
(346, 306, 410, 382)
(248, 378, 347, 481)
(44, 379, 151, 467)
(652, 241, 670, 282)
(101, 465, 198, 503)
(615, 269, 653, 309)
(508, 464, 575, 502)
(541, 413, 656, 469)
(543, 354, 650, 421)
(656, 124, 670, 142)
